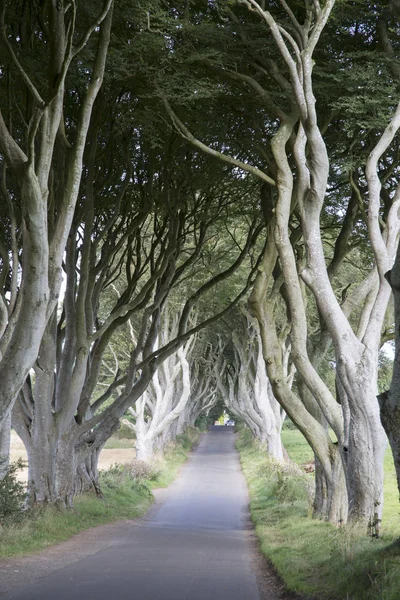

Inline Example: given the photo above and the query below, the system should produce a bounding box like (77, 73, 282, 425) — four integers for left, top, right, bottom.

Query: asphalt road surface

(2, 427, 277, 600)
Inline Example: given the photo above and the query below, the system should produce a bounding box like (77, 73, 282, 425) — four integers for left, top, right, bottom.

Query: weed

(127, 459, 161, 482)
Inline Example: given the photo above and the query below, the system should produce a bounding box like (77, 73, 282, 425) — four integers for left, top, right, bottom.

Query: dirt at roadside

(249, 531, 318, 600)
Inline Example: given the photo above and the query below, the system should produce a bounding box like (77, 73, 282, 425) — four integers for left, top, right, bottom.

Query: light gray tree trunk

(254, 340, 285, 461)
(380, 241, 400, 503)
(0, 412, 11, 479)
(248, 234, 348, 524)
(135, 406, 156, 461)
(134, 339, 193, 461)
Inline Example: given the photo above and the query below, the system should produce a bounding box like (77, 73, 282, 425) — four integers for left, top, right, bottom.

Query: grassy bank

(0, 427, 199, 559)
(237, 427, 400, 600)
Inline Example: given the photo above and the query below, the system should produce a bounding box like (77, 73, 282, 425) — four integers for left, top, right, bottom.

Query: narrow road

(2, 427, 279, 600)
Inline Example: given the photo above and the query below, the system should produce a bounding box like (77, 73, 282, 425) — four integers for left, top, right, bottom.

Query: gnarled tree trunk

(0, 412, 11, 479)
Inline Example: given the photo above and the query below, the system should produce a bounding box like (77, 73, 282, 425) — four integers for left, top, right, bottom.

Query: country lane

(1, 427, 280, 600)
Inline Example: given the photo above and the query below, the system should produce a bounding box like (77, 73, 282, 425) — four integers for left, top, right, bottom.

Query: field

(10, 432, 136, 482)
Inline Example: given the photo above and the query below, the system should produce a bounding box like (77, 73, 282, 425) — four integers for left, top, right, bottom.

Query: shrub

(282, 418, 297, 430)
(99, 463, 127, 489)
(0, 458, 27, 523)
(194, 414, 208, 432)
(273, 470, 311, 504)
(236, 425, 253, 449)
(176, 427, 199, 450)
(99, 463, 154, 501)
(128, 459, 161, 482)
(115, 421, 136, 440)
(254, 454, 313, 505)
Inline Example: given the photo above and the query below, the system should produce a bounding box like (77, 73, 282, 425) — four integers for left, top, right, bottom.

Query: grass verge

(237, 427, 400, 600)
(0, 427, 200, 559)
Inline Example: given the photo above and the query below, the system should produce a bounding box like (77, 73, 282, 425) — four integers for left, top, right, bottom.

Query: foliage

(146, 428, 200, 489)
(115, 422, 136, 440)
(205, 397, 225, 425)
(378, 349, 395, 394)
(281, 418, 297, 431)
(175, 426, 200, 451)
(194, 413, 209, 432)
(0, 459, 27, 523)
(268, 464, 312, 506)
(237, 427, 312, 505)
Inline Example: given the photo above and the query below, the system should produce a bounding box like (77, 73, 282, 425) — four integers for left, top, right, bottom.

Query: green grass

(281, 429, 314, 464)
(0, 479, 153, 559)
(0, 428, 200, 559)
(237, 427, 400, 600)
(147, 427, 201, 489)
(103, 437, 134, 449)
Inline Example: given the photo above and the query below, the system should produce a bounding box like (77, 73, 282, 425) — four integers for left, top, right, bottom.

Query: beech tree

(10, 95, 263, 504)
(161, 0, 400, 528)
(214, 311, 287, 461)
(176, 338, 217, 433)
(127, 307, 196, 460)
(123, 330, 216, 455)
(370, 0, 400, 507)
(0, 0, 114, 475)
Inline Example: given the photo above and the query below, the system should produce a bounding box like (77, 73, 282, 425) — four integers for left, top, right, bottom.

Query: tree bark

(0, 412, 11, 479)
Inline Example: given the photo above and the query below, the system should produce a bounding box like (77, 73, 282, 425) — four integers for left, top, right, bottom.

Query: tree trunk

(346, 414, 385, 531)
(136, 434, 155, 461)
(133, 408, 154, 461)
(25, 432, 58, 504)
(380, 392, 400, 505)
(175, 408, 189, 437)
(313, 457, 328, 518)
(76, 446, 103, 498)
(249, 263, 348, 524)
(379, 244, 400, 508)
(0, 412, 11, 479)
(256, 360, 285, 461)
(337, 352, 386, 529)
(24, 427, 78, 507)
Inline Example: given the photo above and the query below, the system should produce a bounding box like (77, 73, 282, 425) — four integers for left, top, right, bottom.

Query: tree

(214, 310, 286, 460)
(0, 0, 114, 476)
(11, 95, 263, 504)
(161, 0, 400, 528)
(128, 306, 196, 460)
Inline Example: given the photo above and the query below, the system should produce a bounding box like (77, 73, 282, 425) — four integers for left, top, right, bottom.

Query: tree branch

(162, 97, 276, 187)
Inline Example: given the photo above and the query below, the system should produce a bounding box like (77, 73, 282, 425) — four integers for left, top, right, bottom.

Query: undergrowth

(0, 427, 199, 559)
(0, 458, 27, 523)
(237, 427, 400, 600)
